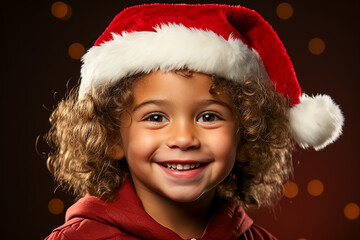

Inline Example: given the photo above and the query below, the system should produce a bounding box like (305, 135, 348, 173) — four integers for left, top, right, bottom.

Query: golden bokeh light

(48, 198, 64, 215)
(297, 238, 307, 240)
(344, 203, 360, 220)
(69, 43, 85, 60)
(308, 38, 326, 55)
(276, 3, 293, 20)
(283, 181, 299, 198)
(51, 1, 72, 20)
(307, 179, 324, 196)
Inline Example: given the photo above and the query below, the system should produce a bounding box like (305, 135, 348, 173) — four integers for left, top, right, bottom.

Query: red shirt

(46, 181, 277, 240)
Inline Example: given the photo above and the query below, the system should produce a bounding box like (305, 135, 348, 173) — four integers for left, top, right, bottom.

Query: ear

(110, 144, 125, 160)
(236, 144, 247, 163)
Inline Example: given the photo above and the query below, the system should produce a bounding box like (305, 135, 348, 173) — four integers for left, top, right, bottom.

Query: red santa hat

(79, 3, 344, 150)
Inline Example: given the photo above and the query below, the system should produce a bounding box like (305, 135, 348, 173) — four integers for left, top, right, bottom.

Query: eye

(144, 114, 168, 122)
(197, 113, 222, 122)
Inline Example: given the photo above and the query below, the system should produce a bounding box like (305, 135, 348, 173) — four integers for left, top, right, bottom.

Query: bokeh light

(297, 238, 307, 240)
(308, 38, 326, 55)
(344, 203, 360, 220)
(283, 181, 299, 198)
(307, 179, 324, 196)
(51, 1, 72, 20)
(48, 198, 64, 215)
(68, 43, 85, 60)
(276, 3, 293, 20)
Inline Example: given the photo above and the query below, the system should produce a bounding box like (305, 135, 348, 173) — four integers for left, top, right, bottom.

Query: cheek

(126, 129, 160, 161)
(206, 131, 237, 186)
(208, 129, 238, 162)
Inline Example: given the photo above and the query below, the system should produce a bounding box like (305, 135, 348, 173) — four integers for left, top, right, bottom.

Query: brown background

(3, 0, 359, 239)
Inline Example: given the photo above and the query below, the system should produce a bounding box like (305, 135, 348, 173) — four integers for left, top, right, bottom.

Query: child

(45, 3, 344, 240)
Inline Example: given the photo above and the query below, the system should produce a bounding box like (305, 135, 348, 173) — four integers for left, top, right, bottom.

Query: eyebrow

(199, 99, 233, 112)
(132, 99, 232, 113)
(132, 100, 167, 112)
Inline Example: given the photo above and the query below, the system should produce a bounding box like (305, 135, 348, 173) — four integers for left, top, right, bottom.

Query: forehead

(132, 70, 232, 105)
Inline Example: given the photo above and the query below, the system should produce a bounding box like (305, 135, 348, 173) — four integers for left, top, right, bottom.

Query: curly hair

(211, 76, 294, 208)
(46, 72, 294, 207)
(46, 74, 141, 201)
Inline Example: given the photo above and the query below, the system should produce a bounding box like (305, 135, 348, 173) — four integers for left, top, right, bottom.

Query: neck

(135, 186, 216, 239)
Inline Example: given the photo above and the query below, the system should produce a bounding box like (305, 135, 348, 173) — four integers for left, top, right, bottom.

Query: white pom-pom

(289, 94, 344, 150)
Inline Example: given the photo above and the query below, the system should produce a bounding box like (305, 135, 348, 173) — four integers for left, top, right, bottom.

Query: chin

(161, 186, 213, 203)
(167, 194, 202, 203)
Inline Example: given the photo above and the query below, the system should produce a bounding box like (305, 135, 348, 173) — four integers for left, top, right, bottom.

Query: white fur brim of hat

(80, 24, 266, 98)
(79, 24, 344, 150)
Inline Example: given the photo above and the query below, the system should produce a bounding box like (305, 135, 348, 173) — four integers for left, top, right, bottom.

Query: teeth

(163, 163, 202, 171)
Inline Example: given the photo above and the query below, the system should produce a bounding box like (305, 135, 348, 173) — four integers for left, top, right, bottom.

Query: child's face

(118, 70, 240, 203)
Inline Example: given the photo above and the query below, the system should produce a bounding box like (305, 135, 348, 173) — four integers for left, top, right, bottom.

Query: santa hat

(79, 3, 344, 150)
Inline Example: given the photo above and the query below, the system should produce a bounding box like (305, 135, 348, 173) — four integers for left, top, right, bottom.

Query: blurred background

(2, 0, 359, 239)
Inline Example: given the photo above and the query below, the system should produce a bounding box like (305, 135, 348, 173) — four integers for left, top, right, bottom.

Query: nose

(166, 121, 200, 151)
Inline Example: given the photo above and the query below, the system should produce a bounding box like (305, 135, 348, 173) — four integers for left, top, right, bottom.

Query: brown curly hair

(46, 72, 294, 207)
(211, 76, 294, 208)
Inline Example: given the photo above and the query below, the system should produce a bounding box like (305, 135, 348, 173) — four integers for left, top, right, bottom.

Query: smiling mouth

(161, 163, 204, 171)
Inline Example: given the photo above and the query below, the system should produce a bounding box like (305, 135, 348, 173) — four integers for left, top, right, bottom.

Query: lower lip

(158, 163, 208, 179)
